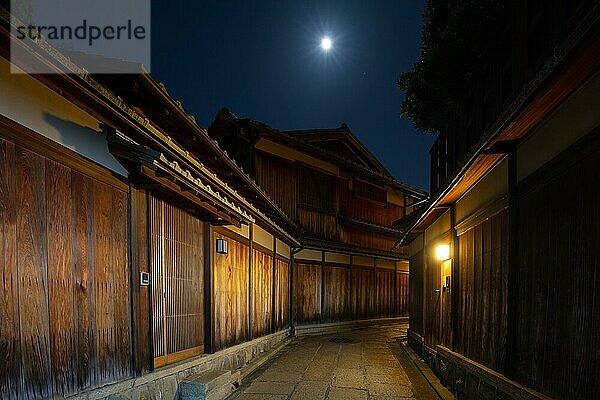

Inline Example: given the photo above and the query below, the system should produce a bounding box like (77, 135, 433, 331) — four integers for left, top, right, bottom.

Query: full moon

(321, 37, 332, 51)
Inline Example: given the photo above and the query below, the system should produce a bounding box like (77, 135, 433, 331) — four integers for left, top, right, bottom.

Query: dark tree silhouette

(398, 0, 505, 133)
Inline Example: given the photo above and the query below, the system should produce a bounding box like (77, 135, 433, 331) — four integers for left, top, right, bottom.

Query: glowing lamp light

(216, 238, 228, 254)
(321, 37, 332, 51)
(435, 244, 450, 261)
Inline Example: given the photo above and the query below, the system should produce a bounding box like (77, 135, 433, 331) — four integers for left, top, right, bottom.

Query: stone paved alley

(228, 323, 445, 400)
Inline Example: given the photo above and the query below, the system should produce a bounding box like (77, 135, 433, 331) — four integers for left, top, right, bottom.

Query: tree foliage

(398, 0, 505, 133)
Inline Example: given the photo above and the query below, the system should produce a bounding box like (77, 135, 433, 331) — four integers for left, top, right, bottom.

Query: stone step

(179, 369, 240, 400)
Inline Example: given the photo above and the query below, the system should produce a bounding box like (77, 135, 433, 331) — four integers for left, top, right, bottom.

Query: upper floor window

(299, 166, 336, 213)
(354, 179, 387, 206)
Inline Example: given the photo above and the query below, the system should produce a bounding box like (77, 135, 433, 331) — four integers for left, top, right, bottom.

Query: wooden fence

(294, 260, 409, 325)
(0, 137, 131, 399)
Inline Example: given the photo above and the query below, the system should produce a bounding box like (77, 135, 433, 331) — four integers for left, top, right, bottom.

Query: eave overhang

(0, 9, 301, 246)
(300, 237, 408, 261)
(107, 131, 254, 226)
(338, 215, 404, 237)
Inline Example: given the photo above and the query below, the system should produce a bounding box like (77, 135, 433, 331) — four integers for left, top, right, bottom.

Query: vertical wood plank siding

(150, 197, 204, 367)
(512, 141, 599, 399)
(255, 151, 297, 220)
(298, 208, 339, 241)
(455, 209, 508, 372)
(340, 225, 399, 252)
(423, 247, 442, 347)
(294, 260, 408, 324)
(322, 265, 350, 322)
(293, 263, 322, 324)
(273, 258, 290, 331)
(409, 251, 424, 335)
(396, 272, 409, 316)
(130, 189, 151, 374)
(252, 249, 273, 338)
(0, 138, 131, 399)
(338, 178, 405, 226)
(212, 234, 249, 351)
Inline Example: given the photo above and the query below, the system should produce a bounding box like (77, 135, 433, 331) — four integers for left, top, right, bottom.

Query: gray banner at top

(10, 0, 151, 74)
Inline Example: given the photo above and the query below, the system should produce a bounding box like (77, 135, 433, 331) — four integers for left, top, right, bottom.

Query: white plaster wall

(397, 260, 409, 272)
(455, 158, 508, 223)
(0, 57, 127, 176)
(353, 255, 374, 267)
(253, 224, 274, 251)
(276, 238, 290, 259)
(424, 210, 450, 245)
(375, 258, 395, 270)
(295, 249, 322, 262)
(325, 252, 351, 265)
(223, 223, 250, 239)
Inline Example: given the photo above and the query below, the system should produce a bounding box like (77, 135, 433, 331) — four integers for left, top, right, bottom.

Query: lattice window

(150, 196, 204, 367)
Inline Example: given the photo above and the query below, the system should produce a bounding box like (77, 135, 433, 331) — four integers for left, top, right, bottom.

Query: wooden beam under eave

(141, 165, 242, 227)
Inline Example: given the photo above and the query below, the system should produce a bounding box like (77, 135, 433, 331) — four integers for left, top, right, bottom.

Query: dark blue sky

(150, 0, 434, 191)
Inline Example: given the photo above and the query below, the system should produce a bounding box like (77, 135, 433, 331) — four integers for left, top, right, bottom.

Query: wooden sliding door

(150, 196, 204, 367)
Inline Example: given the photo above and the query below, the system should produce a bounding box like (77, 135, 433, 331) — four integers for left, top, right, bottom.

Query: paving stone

(257, 370, 303, 383)
(332, 368, 365, 389)
(244, 381, 296, 396)
(230, 323, 434, 400)
(303, 370, 334, 382)
(369, 374, 407, 385)
(367, 382, 413, 397)
(290, 381, 329, 400)
(326, 387, 368, 400)
(235, 394, 288, 400)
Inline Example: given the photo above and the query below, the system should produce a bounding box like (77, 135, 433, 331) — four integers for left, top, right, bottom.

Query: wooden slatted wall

(0, 138, 131, 399)
(409, 251, 424, 335)
(298, 208, 339, 241)
(423, 245, 443, 348)
(212, 233, 249, 351)
(375, 269, 395, 317)
(456, 209, 508, 373)
(293, 262, 322, 324)
(350, 267, 375, 319)
(255, 151, 297, 220)
(273, 257, 290, 331)
(341, 226, 399, 252)
(150, 197, 204, 367)
(512, 139, 599, 399)
(294, 258, 405, 325)
(396, 272, 409, 316)
(322, 265, 350, 322)
(252, 249, 273, 338)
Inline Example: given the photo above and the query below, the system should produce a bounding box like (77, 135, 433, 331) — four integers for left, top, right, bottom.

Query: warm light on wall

(216, 238, 228, 254)
(435, 244, 450, 261)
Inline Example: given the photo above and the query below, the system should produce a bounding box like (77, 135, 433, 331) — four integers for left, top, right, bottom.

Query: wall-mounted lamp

(435, 244, 450, 261)
(216, 238, 228, 254)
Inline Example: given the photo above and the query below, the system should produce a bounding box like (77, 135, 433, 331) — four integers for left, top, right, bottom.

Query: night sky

(150, 0, 434, 191)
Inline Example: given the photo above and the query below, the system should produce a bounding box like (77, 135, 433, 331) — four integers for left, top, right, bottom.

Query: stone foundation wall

(294, 317, 408, 337)
(67, 329, 291, 400)
(407, 330, 551, 400)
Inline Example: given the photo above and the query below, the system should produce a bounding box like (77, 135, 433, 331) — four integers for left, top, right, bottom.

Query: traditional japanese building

(209, 109, 428, 325)
(0, 6, 423, 399)
(400, 1, 600, 399)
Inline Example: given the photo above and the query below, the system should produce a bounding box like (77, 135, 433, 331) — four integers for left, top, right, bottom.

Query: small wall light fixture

(435, 244, 450, 261)
(216, 238, 228, 254)
(140, 271, 150, 286)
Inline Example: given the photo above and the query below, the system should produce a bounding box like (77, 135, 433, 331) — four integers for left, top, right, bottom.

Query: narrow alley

(230, 323, 448, 400)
